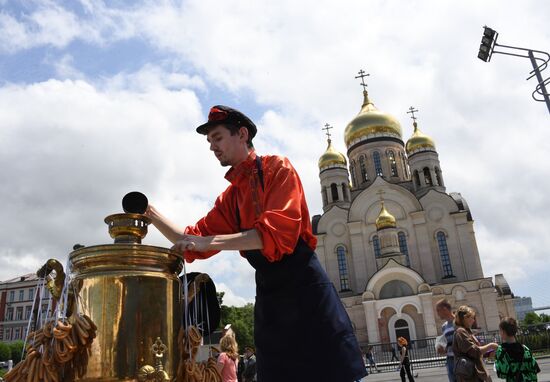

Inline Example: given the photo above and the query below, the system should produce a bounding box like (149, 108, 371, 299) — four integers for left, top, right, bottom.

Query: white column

(363, 300, 380, 343)
(419, 293, 438, 336)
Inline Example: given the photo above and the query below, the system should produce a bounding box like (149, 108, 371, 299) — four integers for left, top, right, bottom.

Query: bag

(454, 355, 475, 378)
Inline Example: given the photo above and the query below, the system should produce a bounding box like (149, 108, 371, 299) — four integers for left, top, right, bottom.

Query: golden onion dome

(375, 201, 396, 230)
(344, 91, 403, 148)
(318, 139, 347, 170)
(405, 122, 436, 154)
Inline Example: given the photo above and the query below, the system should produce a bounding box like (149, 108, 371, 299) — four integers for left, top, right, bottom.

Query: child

(495, 317, 540, 382)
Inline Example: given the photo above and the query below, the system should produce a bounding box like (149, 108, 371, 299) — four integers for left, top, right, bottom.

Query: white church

(313, 85, 516, 346)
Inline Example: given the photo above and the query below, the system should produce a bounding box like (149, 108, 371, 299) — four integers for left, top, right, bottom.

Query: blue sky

(0, 0, 549, 309)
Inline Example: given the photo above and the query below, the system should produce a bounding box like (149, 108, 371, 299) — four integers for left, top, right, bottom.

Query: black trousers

(400, 362, 415, 382)
(244, 239, 367, 382)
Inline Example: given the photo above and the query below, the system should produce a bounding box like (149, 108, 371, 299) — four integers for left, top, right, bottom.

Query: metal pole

(528, 50, 550, 115)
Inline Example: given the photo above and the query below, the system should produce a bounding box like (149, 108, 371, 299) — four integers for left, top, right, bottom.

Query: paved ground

(359, 356, 550, 381)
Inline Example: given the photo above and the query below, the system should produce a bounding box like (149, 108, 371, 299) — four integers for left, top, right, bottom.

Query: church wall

(348, 141, 407, 185)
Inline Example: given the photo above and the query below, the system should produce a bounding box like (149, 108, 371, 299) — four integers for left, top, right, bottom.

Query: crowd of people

(435, 299, 541, 382)
(212, 327, 257, 382)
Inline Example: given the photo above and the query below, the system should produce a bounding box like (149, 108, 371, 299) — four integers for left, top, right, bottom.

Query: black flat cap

(196, 105, 257, 139)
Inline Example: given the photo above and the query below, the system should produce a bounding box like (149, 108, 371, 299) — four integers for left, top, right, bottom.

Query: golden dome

(344, 91, 402, 148)
(318, 139, 347, 169)
(405, 122, 436, 154)
(375, 201, 396, 230)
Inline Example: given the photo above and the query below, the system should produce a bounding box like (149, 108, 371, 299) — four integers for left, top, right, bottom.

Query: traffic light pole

(478, 26, 550, 116)
(527, 50, 550, 115)
(492, 44, 550, 115)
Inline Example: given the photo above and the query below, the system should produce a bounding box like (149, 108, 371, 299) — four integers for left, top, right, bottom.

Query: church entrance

(394, 318, 411, 344)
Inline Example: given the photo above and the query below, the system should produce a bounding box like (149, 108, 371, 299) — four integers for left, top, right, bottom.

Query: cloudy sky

(1, 0, 549, 308)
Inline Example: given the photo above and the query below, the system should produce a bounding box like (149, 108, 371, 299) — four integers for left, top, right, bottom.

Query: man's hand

(172, 234, 213, 253)
(436, 345, 446, 355)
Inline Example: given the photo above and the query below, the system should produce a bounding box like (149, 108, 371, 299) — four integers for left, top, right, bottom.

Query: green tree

(522, 312, 541, 325)
(539, 313, 550, 323)
(0, 342, 10, 361)
(219, 303, 255, 351)
(9, 341, 25, 364)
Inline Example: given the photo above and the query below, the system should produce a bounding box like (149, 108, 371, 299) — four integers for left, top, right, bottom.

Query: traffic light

(478, 26, 498, 62)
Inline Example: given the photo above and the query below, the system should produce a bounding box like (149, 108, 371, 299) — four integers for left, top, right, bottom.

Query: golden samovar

(68, 207, 183, 381)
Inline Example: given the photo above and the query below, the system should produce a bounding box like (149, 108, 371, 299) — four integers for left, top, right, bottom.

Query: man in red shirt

(146, 105, 366, 382)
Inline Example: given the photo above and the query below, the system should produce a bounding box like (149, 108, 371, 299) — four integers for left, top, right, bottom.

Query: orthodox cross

(355, 69, 370, 92)
(407, 106, 419, 122)
(322, 123, 333, 140)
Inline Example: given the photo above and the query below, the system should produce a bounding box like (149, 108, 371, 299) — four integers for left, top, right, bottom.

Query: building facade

(313, 88, 516, 345)
(0, 274, 53, 343)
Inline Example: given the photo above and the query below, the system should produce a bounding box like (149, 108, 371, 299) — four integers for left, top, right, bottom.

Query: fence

(360, 329, 550, 374)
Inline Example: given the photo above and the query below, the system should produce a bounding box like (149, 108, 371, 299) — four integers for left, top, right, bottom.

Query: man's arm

(145, 204, 186, 244)
(172, 229, 263, 253)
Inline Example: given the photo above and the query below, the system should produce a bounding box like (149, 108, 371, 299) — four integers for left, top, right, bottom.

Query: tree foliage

(217, 292, 254, 351)
(523, 312, 543, 325)
(0, 341, 10, 361)
(9, 341, 25, 364)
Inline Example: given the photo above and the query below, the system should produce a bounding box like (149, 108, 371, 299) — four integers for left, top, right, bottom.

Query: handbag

(454, 355, 475, 378)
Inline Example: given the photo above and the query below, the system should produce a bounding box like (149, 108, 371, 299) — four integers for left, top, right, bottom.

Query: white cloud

(1, 0, 549, 306)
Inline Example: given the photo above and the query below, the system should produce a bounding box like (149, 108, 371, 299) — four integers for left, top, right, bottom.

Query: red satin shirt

(184, 151, 317, 263)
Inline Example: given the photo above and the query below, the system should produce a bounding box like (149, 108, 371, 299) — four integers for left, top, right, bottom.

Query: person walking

(146, 105, 366, 382)
(366, 346, 380, 373)
(398, 337, 415, 382)
(436, 299, 457, 382)
(495, 317, 540, 381)
(452, 305, 498, 382)
(242, 346, 257, 382)
(217, 335, 239, 382)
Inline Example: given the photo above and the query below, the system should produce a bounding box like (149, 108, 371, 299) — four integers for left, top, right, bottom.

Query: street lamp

(477, 26, 550, 115)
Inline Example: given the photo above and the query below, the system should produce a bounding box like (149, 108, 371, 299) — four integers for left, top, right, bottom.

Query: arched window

(398, 232, 410, 267)
(336, 246, 350, 291)
(423, 167, 433, 186)
(373, 235, 381, 257)
(437, 231, 454, 278)
(322, 186, 328, 206)
(331, 183, 339, 201)
(359, 155, 368, 182)
(341, 183, 349, 201)
(435, 167, 443, 186)
(413, 170, 420, 187)
(350, 161, 357, 187)
(388, 150, 398, 177)
(373, 151, 383, 177)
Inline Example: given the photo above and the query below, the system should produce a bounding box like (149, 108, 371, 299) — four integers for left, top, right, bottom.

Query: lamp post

(477, 26, 550, 116)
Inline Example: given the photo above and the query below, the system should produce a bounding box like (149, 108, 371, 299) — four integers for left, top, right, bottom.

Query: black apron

(238, 157, 367, 382)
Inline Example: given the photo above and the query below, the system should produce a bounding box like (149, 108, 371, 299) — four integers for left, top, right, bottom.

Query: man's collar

(224, 150, 257, 184)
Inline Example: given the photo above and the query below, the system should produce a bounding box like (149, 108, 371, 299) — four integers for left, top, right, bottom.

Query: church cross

(322, 123, 333, 140)
(407, 106, 419, 122)
(355, 69, 370, 92)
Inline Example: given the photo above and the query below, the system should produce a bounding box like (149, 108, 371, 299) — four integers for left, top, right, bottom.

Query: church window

(336, 246, 350, 291)
(350, 161, 357, 187)
(359, 155, 368, 182)
(373, 151, 383, 177)
(341, 183, 349, 201)
(413, 170, 420, 187)
(423, 167, 433, 186)
(435, 167, 443, 186)
(373, 235, 381, 257)
(388, 150, 398, 177)
(322, 186, 328, 206)
(398, 232, 410, 267)
(331, 183, 339, 201)
(437, 231, 454, 278)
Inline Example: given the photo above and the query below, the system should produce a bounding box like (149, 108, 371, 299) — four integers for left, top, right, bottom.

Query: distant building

(313, 85, 517, 345)
(514, 297, 534, 321)
(0, 274, 53, 343)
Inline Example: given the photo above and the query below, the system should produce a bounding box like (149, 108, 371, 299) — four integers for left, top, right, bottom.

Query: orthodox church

(312, 80, 516, 346)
